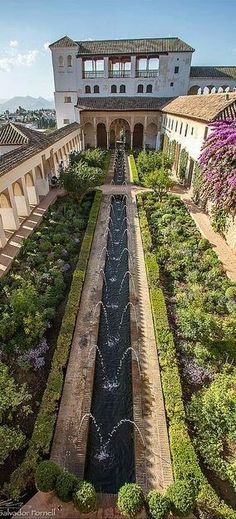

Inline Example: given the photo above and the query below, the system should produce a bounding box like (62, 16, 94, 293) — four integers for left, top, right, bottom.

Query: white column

(8, 185, 20, 228)
(21, 176, 31, 213)
(104, 57, 109, 78)
(106, 130, 110, 150)
(131, 132, 134, 150)
(131, 55, 136, 79)
(0, 214, 7, 248)
(93, 117, 97, 148)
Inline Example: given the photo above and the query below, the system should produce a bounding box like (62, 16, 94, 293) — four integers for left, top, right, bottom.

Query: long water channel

(85, 145, 135, 493)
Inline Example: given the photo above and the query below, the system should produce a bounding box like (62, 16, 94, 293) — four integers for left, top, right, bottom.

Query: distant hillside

(0, 96, 54, 113)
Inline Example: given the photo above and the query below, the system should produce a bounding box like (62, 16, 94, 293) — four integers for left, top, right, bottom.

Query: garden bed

(0, 189, 103, 499)
(137, 191, 236, 518)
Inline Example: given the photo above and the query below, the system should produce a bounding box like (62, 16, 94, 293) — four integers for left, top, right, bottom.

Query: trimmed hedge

(129, 154, 140, 185)
(137, 194, 236, 519)
(35, 460, 61, 493)
(8, 190, 102, 499)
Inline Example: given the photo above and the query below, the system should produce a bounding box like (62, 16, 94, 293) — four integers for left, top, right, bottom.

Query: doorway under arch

(109, 118, 131, 149)
(97, 123, 107, 148)
(133, 123, 143, 149)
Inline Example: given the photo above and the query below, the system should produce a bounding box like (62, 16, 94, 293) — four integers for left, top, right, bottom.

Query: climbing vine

(178, 148, 189, 181)
(198, 119, 236, 212)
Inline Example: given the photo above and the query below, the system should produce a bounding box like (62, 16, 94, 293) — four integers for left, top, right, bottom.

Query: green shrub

(129, 155, 139, 185)
(73, 481, 97, 513)
(8, 191, 102, 499)
(166, 480, 195, 516)
(35, 460, 61, 492)
(55, 470, 79, 502)
(147, 490, 171, 519)
(117, 483, 145, 517)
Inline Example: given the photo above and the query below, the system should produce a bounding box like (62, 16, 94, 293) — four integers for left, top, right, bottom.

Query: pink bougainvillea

(198, 119, 236, 210)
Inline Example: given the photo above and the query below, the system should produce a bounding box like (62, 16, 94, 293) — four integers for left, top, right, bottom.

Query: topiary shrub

(55, 470, 79, 502)
(166, 480, 195, 516)
(35, 460, 61, 492)
(147, 490, 171, 519)
(73, 480, 97, 513)
(117, 483, 145, 517)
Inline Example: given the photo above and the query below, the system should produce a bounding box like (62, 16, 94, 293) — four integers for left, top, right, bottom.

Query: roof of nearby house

(0, 122, 80, 176)
(76, 96, 173, 111)
(190, 66, 236, 80)
(0, 123, 48, 146)
(50, 35, 194, 55)
(161, 93, 236, 122)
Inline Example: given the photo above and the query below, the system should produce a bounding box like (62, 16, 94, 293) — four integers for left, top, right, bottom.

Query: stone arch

(0, 193, 11, 208)
(35, 165, 44, 180)
(218, 86, 224, 93)
(109, 118, 131, 149)
(67, 55, 72, 67)
(137, 84, 144, 93)
(188, 85, 201, 95)
(0, 190, 18, 230)
(211, 86, 217, 93)
(94, 85, 99, 94)
(111, 85, 117, 93)
(97, 123, 107, 148)
(13, 181, 29, 217)
(25, 172, 34, 187)
(146, 84, 153, 93)
(84, 122, 94, 148)
(146, 122, 158, 149)
(133, 123, 144, 149)
(120, 84, 126, 93)
(13, 181, 23, 196)
(203, 86, 211, 95)
(222, 85, 230, 92)
(85, 85, 91, 94)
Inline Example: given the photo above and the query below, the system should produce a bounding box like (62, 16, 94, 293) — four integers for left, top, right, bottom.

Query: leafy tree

(60, 161, 103, 200)
(144, 168, 172, 200)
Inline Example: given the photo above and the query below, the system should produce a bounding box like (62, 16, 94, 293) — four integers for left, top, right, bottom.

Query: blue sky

(0, 0, 235, 99)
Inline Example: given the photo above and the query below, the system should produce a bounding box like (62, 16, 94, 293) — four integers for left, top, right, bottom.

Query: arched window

(67, 55, 72, 67)
(58, 55, 64, 67)
(120, 84, 126, 93)
(137, 84, 144, 93)
(85, 85, 91, 94)
(111, 85, 117, 93)
(146, 84, 152, 93)
(94, 85, 99, 93)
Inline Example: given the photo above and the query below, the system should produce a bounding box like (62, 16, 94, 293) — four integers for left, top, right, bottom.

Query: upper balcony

(136, 69, 159, 78)
(83, 70, 105, 79)
(109, 70, 131, 78)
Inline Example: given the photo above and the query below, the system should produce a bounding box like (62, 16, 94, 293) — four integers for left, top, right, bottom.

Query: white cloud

(0, 49, 39, 72)
(10, 40, 18, 48)
(43, 41, 50, 51)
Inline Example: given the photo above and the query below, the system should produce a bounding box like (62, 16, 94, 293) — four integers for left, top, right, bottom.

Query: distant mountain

(0, 96, 54, 113)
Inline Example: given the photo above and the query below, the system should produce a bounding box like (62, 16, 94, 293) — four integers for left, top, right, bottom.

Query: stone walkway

(0, 188, 64, 277)
(15, 158, 173, 518)
(172, 185, 236, 282)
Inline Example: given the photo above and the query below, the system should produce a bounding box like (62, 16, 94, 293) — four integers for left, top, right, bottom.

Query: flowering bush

(198, 119, 236, 211)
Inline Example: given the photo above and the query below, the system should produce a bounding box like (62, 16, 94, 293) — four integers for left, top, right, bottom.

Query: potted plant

(147, 490, 171, 519)
(55, 470, 79, 502)
(117, 483, 145, 518)
(35, 460, 61, 493)
(73, 480, 97, 514)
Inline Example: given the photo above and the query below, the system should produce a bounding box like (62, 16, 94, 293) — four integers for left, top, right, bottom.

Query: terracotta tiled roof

(76, 96, 173, 111)
(50, 36, 193, 55)
(161, 93, 236, 122)
(190, 66, 236, 79)
(75, 37, 194, 56)
(0, 122, 80, 176)
(49, 36, 78, 48)
(0, 123, 48, 146)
